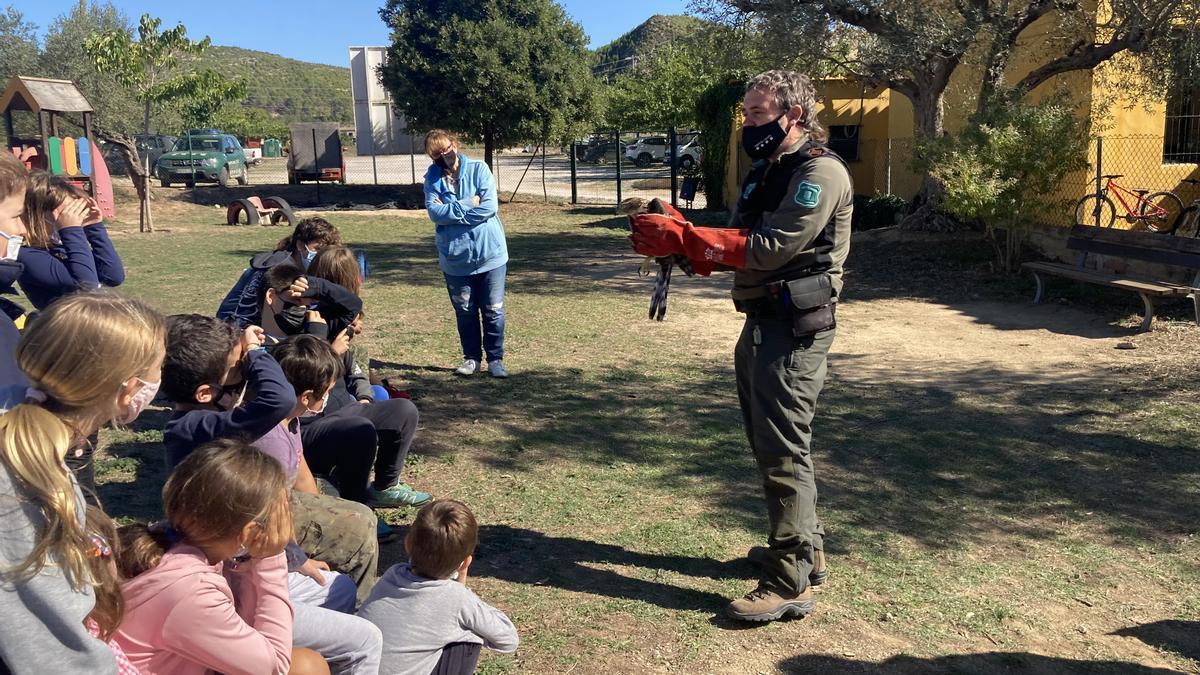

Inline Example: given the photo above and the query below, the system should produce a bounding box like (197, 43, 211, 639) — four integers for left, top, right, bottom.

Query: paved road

(247, 153, 708, 208)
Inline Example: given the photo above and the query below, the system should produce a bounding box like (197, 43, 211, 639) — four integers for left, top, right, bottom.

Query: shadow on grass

(96, 357, 1200, 612)
(1112, 620, 1200, 662)
(396, 359, 1200, 554)
(778, 652, 1181, 674)
(375, 523, 756, 612)
(476, 525, 753, 611)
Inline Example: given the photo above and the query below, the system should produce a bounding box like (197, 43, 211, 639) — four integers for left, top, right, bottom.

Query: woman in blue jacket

(423, 130, 510, 378)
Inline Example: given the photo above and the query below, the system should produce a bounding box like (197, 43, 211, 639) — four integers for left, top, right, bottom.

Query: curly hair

(746, 70, 827, 143)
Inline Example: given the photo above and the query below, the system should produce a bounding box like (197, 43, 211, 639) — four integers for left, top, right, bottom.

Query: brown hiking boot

(747, 546, 828, 587)
(810, 548, 828, 586)
(726, 584, 815, 622)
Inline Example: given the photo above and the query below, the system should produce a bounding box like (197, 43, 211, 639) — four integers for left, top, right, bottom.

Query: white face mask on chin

(0, 231, 22, 261)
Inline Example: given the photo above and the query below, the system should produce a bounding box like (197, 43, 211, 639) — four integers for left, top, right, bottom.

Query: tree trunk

(900, 87, 962, 231)
(483, 121, 495, 171)
(140, 101, 153, 233)
(100, 132, 152, 234)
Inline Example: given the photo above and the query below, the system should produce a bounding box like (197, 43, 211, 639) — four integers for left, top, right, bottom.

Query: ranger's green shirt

(729, 136, 854, 300)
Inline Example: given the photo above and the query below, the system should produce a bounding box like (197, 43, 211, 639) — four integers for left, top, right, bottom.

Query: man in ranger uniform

(630, 70, 853, 623)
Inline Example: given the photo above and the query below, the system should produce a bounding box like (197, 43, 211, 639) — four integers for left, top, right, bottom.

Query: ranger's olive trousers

(735, 314, 834, 595)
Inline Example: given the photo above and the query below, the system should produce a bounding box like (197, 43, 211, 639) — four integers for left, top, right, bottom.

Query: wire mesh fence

(232, 129, 709, 210)
(1041, 135, 1200, 229)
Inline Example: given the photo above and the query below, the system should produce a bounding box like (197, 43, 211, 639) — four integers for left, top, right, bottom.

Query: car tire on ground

(160, 179, 171, 188)
(261, 197, 295, 227)
(228, 199, 261, 226)
(217, 166, 230, 188)
(185, 181, 195, 188)
(636, 153, 653, 168)
(237, 165, 249, 186)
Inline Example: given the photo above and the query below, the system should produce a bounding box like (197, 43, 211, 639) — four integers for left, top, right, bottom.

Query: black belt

(734, 296, 782, 318)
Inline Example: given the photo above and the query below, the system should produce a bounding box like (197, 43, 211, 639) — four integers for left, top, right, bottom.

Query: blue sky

(15, 0, 695, 67)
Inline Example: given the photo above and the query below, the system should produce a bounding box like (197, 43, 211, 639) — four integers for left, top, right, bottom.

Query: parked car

(664, 140, 703, 170)
(581, 138, 635, 164)
(625, 136, 669, 166)
(155, 132, 250, 188)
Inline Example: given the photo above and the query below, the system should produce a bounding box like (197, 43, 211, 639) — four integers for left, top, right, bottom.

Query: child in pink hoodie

(112, 439, 326, 675)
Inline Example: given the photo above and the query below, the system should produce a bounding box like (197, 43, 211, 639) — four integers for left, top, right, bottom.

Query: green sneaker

(376, 519, 401, 544)
(368, 483, 431, 507)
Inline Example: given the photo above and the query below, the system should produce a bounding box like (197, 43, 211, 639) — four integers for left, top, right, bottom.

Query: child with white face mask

(0, 152, 29, 389)
(0, 292, 166, 674)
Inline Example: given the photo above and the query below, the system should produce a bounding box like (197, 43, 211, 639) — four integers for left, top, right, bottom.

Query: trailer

(287, 122, 344, 184)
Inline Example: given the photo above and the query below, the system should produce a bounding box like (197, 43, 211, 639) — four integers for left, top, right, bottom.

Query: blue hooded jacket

(423, 154, 509, 277)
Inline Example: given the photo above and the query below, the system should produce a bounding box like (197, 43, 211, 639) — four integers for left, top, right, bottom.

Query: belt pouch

(784, 274, 836, 335)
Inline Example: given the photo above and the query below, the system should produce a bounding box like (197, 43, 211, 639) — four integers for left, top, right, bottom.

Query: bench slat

(1067, 236, 1200, 269)
(1020, 262, 1192, 295)
(1069, 224, 1200, 259)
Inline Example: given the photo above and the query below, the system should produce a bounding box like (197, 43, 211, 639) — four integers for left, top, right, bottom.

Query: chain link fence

(231, 128, 709, 210)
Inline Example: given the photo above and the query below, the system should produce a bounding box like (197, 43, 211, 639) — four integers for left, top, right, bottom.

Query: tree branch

(1014, 32, 1147, 92)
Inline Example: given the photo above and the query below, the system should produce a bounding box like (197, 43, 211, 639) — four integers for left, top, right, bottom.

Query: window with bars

(827, 125, 861, 161)
(1163, 85, 1200, 164)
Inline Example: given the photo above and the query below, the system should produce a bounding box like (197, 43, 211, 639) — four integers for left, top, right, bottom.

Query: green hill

(592, 14, 705, 75)
(184, 45, 353, 126)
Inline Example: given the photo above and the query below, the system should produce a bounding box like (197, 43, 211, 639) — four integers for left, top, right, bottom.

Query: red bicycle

(1074, 174, 1183, 231)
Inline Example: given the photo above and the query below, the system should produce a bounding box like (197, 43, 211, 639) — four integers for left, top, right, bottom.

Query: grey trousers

(291, 570, 383, 674)
(735, 314, 834, 595)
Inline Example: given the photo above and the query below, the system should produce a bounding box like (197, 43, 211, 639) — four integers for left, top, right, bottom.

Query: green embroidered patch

(795, 181, 822, 208)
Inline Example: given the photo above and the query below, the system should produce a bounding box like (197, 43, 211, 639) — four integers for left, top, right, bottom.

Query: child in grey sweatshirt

(357, 500, 517, 675)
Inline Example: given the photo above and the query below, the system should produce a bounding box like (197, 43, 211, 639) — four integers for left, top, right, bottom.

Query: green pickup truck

(155, 131, 250, 188)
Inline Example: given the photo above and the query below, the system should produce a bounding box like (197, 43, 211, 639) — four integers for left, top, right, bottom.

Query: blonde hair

(0, 292, 165, 589)
(424, 130, 457, 156)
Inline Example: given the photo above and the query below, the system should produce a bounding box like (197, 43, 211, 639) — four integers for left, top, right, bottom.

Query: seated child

(306, 246, 387, 400)
(0, 292, 164, 674)
(359, 500, 518, 675)
(218, 217, 343, 328)
(18, 171, 124, 310)
(265, 259, 428, 510)
(112, 439, 327, 675)
(0, 152, 28, 389)
(160, 316, 382, 672)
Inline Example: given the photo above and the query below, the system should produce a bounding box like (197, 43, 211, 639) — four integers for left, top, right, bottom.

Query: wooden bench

(1022, 224, 1200, 331)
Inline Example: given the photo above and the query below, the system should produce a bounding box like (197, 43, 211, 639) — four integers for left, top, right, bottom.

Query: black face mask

(274, 303, 309, 335)
(742, 113, 791, 160)
(435, 151, 456, 171)
(211, 380, 247, 412)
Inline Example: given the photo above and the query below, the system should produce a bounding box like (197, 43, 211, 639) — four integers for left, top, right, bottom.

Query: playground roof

(0, 76, 94, 115)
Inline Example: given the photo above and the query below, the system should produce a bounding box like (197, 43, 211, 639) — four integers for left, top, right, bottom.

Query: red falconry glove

(629, 213, 748, 268)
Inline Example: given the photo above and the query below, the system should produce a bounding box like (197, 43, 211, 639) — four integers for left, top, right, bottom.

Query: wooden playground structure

(0, 76, 115, 219)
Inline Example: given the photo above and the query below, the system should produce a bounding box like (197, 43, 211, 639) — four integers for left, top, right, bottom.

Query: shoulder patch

(807, 147, 825, 157)
(795, 181, 822, 208)
(741, 181, 758, 200)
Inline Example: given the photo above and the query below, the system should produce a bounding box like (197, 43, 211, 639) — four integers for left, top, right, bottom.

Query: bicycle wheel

(1075, 193, 1115, 227)
(1139, 191, 1184, 233)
